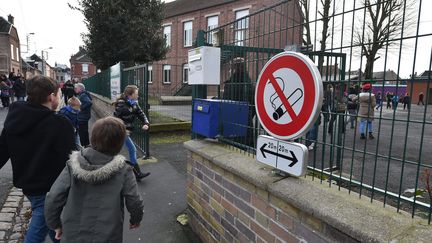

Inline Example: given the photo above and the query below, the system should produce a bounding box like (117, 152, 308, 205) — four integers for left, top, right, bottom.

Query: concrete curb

(0, 188, 31, 243)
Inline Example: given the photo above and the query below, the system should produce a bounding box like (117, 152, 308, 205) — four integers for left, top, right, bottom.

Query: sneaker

(360, 134, 366, 139)
(369, 133, 374, 139)
(308, 143, 315, 150)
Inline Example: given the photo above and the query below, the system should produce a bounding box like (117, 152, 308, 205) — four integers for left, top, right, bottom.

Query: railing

(194, 0, 432, 223)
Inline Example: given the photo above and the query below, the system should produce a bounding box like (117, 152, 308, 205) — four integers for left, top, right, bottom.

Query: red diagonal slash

(268, 74, 297, 120)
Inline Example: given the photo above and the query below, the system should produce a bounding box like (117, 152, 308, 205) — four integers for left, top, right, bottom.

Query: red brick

(213, 191, 222, 203)
(251, 221, 276, 243)
(269, 220, 297, 243)
(277, 211, 294, 230)
(252, 194, 277, 220)
(220, 197, 237, 216)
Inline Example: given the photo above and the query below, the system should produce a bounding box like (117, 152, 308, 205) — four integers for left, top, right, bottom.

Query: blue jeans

(359, 119, 373, 135)
(25, 195, 59, 243)
(306, 123, 318, 147)
(124, 135, 137, 165)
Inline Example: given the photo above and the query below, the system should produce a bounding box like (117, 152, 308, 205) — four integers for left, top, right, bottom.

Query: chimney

(7, 14, 14, 25)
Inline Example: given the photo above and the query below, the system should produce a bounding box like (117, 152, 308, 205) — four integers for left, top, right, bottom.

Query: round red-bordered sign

(255, 52, 323, 140)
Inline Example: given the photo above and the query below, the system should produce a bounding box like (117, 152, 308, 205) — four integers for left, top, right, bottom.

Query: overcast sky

(0, 0, 173, 67)
(0, 0, 431, 78)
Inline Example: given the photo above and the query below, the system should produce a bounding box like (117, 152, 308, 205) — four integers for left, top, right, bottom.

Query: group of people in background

(0, 75, 150, 243)
(0, 72, 27, 108)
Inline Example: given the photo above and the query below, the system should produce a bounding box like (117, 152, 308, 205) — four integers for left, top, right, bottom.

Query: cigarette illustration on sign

(255, 51, 323, 140)
(270, 86, 303, 121)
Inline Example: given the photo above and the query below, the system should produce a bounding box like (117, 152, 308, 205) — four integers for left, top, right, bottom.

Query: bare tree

(299, 0, 312, 46)
(355, 0, 415, 79)
(318, 0, 333, 70)
(299, 0, 333, 69)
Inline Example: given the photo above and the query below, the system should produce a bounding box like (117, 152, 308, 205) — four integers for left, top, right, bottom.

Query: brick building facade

(148, 0, 302, 97)
(0, 15, 21, 75)
(70, 47, 97, 82)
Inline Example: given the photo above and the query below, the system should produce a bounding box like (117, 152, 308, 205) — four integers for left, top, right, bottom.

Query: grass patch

(150, 131, 191, 144)
(149, 111, 182, 124)
(148, 96, 160, 105)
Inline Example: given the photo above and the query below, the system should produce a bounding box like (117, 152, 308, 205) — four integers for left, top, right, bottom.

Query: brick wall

(186, 152, 356, 243)
(184, 140, 432, 243)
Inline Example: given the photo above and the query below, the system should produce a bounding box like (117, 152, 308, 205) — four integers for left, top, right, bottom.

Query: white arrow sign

(256, 135, 308, 177)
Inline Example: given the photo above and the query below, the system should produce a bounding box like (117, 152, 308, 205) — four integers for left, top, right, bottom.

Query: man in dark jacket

(74, 83, 92, 147)
(0, 75, 76, 243)
(62, 80, 75, 104)
(12, 76, 26, 101)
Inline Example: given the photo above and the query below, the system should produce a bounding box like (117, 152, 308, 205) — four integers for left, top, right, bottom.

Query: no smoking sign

(255, 52, 323, 140)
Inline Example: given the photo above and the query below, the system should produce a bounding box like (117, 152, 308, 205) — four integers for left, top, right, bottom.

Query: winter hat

(362, 83, 371, 91)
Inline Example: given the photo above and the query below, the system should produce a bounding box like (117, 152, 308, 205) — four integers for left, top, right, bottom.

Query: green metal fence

(193, 0, 432, 223)
(82, 68, 111, 98)
(83, 63, 150, 158)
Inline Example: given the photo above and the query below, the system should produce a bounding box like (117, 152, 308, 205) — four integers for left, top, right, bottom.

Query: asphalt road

(306, 102, 432, 210)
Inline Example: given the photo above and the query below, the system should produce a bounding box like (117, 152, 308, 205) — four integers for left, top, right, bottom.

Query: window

(11, 44, 14, 60)
(207, 16, 219, 44)
(182, 64, 189, 83)
(163, 25, 171, 47)
(163, 65, 171, 84)
(82, 63, 89, 73)
(235, 9, 249, 46)
(147, 65, 153, 83)
(16, 47, 19, 62)
(183, 21, 193, 47)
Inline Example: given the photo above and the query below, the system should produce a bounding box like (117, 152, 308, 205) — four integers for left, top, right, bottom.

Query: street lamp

(41, 47, 53, 76)
(21, 32, 35, 54)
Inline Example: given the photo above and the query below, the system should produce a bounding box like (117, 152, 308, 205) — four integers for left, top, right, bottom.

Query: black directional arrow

(260, 143, 298, 167)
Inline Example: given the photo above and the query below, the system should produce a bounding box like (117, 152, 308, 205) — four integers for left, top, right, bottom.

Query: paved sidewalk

(0, 109, 201, 242)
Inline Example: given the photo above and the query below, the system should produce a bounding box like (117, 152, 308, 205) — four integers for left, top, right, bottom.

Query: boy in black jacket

(0, 76, 76, 243)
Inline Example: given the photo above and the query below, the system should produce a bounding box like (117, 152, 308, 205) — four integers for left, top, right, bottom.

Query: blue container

(192, 98, 249, 138)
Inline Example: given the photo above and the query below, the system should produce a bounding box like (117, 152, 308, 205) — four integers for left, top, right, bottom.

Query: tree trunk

(364, 55, 375, 80)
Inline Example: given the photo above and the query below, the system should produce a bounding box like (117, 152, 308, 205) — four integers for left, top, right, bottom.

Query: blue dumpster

(192, 98, 249, 138)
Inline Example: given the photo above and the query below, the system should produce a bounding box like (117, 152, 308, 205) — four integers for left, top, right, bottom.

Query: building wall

(407, 81, 431, 104)
(0, 28, 21, 75)
(148, 0, 302, 97)
(71, 61, 97, 81)
(0, 35, 10, 74)
(9, 27, 21, 75)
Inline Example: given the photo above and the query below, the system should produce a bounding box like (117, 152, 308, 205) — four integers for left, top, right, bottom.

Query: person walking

(58, 96, 81, 148)
(63, 80, 75, 105)
(346, 86, 358, 129)
(375, 92, 382, 110)
(45, 117, 144, 243)
(13, 75, 26, 101)
(114, 85, 150, 180)
(74, 83, 92, 147)
(392, 93, 399, 111)
(0, 74, 12, 108)
(0, 75, 76, 243)
(403, 93, 411, 110)
(353, 83, 376, 139)
(418, 92, 424, 105)
(386, 92, 393, 109)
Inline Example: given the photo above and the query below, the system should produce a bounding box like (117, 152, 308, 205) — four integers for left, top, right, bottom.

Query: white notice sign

(256, 135, 308, 177)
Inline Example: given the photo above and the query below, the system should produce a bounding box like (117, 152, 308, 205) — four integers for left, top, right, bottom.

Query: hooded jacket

(0, 101, 76, 195)
(77, 90, 92, 122)
(45, 148, 144, 243)
(353, 92, 376, 120)
(114, 97, 149, 131)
